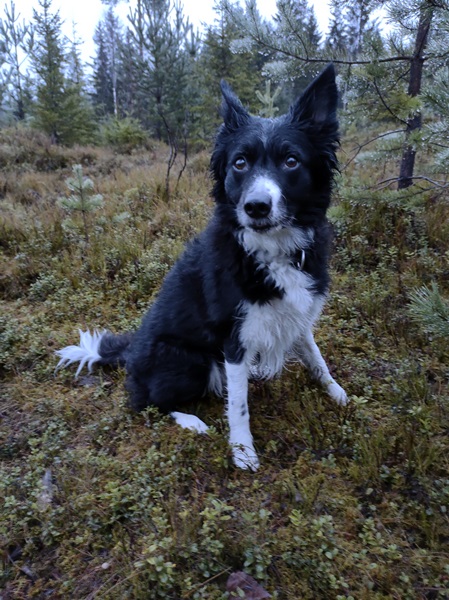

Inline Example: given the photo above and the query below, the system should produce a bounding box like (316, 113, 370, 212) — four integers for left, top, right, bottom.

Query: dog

(56, 64, 348, 470)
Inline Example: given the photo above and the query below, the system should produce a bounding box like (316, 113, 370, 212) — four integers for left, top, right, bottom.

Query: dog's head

(211, 65, 339, 233)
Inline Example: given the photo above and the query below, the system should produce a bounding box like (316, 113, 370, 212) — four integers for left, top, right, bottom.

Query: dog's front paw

(231, 443, 260, 471)
(327, 381, 349, 406)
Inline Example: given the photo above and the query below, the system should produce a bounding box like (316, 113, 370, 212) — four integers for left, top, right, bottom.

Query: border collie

(56, 64, 348, 470)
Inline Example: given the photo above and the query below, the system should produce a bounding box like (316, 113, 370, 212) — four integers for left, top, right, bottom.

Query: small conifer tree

(58, 164, 103, 246)
(256, 81, 281, 118)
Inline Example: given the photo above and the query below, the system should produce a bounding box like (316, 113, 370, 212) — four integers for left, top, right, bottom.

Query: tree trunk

(398, 5, 433, 190)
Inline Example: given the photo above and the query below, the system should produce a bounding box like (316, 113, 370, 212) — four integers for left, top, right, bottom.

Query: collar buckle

(292, 249, 306, 271)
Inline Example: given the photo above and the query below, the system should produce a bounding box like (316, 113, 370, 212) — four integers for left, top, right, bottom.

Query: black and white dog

(56, 64, 348, 470)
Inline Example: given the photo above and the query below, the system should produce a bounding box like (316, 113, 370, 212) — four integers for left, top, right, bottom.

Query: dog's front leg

(296, 330, 348, 406)
(225, 359, 260, 471)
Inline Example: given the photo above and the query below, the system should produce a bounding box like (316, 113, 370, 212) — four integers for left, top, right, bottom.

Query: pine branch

(408, 283, 449, 339)
(372, 79, 409, 125)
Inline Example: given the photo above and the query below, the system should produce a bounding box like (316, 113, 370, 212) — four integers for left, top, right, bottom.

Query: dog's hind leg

(295, 330, 348, 406)
(225, 360, 259, 471)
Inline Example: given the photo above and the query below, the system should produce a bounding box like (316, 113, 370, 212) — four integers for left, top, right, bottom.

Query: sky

(8, 0, 331, 64)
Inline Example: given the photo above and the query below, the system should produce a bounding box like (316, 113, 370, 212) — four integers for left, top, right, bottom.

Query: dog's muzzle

(244, 195, 272, 219)
(238, 175, 283, 232)
(244, 196, 272, 228)
(243, 191, 273, 231)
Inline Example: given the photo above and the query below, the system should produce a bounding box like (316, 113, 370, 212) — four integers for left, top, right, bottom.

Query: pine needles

(409, 282, 449, 340)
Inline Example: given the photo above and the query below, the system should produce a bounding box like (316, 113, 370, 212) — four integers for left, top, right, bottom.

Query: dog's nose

(244, 198, 272, 219)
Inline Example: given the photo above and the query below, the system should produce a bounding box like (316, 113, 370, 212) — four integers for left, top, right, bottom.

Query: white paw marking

(170, 412, 209, 434)
(327, 382, 349, 406)
(231, 441, 260, 471)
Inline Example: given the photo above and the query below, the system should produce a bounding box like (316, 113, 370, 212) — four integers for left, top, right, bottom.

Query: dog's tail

(55, 329, 133, 377)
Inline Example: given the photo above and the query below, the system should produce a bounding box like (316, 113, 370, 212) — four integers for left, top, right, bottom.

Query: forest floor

(1, 126, 448, 599)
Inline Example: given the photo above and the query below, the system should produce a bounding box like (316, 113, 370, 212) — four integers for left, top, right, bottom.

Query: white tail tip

(55, 329, 106, 377)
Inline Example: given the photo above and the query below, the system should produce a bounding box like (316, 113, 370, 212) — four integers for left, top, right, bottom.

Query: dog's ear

(220, 80, 250, 129)
(289, 64, 338, 127)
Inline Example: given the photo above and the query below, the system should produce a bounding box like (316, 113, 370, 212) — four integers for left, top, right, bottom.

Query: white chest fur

(239, 258, 325, 378)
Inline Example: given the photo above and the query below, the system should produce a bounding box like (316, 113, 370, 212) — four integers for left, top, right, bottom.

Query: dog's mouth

(250, 222, 273, 232)
(248, 218, 289, 233)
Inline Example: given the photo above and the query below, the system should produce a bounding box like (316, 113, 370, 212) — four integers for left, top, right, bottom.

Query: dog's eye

(233, 157, 247, 171)
(284, 156, 299, 169)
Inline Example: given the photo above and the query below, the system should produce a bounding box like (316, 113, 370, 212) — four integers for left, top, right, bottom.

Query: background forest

(1, 0, 449, 598)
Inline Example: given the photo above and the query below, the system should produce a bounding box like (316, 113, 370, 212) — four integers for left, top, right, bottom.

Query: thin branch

(375, 175, 449, 189)
(430, 141, 449, 150)
(341, 129, 406, 170)
(372, 79, 408, 125)
(159, 111, 177, 201)
(253, 36, 414, 66)
(176, 119, 188, 192)
(281, 9, 310, 60)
